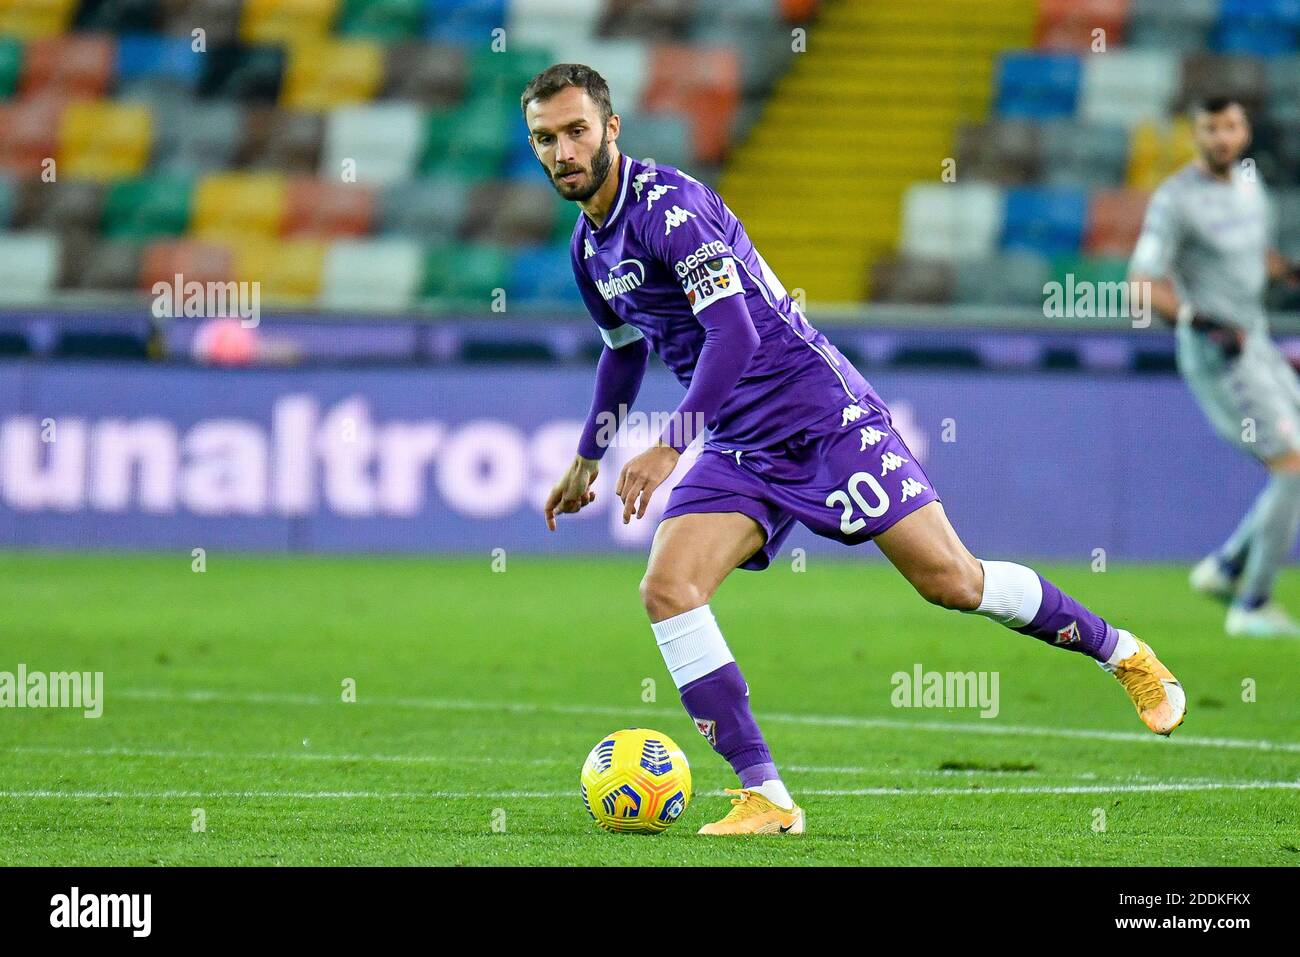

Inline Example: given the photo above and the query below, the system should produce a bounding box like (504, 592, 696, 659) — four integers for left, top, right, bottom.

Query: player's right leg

(641, 511, 804, 835)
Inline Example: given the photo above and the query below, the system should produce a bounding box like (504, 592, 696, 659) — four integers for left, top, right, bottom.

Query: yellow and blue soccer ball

(580, 728, 692, 833)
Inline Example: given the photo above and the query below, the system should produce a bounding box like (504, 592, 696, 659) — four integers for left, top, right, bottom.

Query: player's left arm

(615, 190, 760, 523)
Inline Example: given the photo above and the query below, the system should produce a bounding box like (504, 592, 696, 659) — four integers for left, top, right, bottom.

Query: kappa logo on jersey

(692, 717, 717, 746)
(1055, 621, 1081, 646)
(595, 259, 646, 302)
(678, 255, 743, 314)
(583, 238, 596, 259)
(664, 205, 696, 234)
(880, 452, 909, 476)
(899, 477, 928, 502)
(841, 403, 869, 427)
(643, 183, 678, 209)
(631, 166, 657, 202)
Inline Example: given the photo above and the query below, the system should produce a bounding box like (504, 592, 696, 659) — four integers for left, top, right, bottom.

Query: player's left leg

(874, 501, 1186, 735)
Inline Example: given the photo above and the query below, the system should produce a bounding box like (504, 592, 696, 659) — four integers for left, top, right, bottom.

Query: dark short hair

(520, 63, 613, 126)
(1193, 96, 1246, 117)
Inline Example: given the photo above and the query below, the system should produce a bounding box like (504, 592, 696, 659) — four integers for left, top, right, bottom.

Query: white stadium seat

(900, 183, 1004, 262)
(321, 103, 427, 186)
(319, 238, 423, 311)
(1079, 50, 1181, 128)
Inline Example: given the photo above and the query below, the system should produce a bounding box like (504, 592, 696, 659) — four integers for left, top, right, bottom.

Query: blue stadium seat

(995, 52, 1082, 119)
(425, 0, 509, 43)
(507, 244, 582, 305)
(1000, 187, 1089, 256)
(116, 33, 203, 89)
(1212, 0, 1300, 55)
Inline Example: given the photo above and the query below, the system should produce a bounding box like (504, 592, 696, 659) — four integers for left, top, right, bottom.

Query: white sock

(748, 779, 794, 810)
(1103, 629, 1140, 668)
(650, 605, 734, 689)
(973, 561, 1043, 626)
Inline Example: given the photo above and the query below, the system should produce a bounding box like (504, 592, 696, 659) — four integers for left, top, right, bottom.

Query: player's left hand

(616, 445, 681, 524)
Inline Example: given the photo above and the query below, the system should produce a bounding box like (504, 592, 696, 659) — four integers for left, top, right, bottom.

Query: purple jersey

(571, 155, 871, 450)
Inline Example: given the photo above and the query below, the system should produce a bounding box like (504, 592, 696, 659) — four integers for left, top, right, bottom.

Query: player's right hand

(544, 455, 600, 531)
(1189, 312, 1244, 361)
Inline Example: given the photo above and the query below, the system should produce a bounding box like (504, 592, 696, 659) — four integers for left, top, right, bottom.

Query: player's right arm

(1129, 182, 1243, 357)
(545, 243, 651, 531)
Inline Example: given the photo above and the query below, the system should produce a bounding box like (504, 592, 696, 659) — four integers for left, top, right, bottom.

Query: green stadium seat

(0, 36, 22, 98)
(421, 242, 508, 305)
(1050, 253, 1129, 288)
(102, 175, 194, 239)
(421, 97, 511, 176)
(338, 0, 423, 40)
(467, 47, 554, 101)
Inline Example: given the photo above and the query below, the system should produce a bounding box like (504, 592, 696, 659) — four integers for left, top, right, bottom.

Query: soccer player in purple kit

(527, 65, 1186, 836)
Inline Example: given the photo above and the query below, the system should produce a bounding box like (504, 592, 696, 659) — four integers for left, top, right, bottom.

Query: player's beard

(545, 129, 613, 202)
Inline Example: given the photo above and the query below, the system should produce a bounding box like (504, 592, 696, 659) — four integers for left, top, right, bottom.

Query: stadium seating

(0, 0, 1296, 313)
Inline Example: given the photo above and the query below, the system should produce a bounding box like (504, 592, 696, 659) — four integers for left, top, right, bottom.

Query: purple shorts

(661, 396, 941, 570)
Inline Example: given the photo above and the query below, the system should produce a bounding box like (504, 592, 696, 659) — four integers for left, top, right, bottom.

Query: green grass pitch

(0, 551, 1297, 866)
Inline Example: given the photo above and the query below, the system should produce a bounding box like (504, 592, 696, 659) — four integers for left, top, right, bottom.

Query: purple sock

(1014, 574, 1118, 662)
(679, 662, 779, 786)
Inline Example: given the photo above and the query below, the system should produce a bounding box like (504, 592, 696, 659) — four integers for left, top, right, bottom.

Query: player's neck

(578, 149, 624, 229)
(1194, 156, 1234, 182)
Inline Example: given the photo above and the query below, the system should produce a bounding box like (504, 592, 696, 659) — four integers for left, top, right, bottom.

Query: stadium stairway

(719, 0, 1037, 304)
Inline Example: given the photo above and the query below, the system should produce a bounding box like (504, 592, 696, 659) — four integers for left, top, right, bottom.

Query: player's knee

(639, 571, 705, 621)
(913, 561, 983, 612)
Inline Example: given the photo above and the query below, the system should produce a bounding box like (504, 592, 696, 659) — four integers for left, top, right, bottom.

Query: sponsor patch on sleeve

(678, 255, 743, 315)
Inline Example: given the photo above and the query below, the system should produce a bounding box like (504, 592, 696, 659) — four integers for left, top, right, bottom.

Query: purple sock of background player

(678, 662, 775, 788)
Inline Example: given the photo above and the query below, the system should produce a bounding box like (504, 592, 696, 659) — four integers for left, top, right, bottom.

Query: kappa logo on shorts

(880, 452, 909, 476)
(899, 478, 928, 502)
(859, 426, 886, 449)
(1055, 621, 1081, 646)
(692, 717, 717, 746)
(841, 403, 869, 427)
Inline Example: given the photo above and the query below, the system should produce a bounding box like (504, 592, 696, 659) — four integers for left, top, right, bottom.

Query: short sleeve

(1129, 185, 1183, 278)
(571, 233, 646, 349)
(645, 186, 746, 317)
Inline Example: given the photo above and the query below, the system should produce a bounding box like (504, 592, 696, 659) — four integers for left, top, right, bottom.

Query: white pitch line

(112, 687, 1300, 755)
(5, 745, 1156, 780)
(0, 781, 1296, 800)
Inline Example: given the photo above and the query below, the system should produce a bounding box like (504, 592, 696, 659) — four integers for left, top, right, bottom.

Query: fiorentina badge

(692, 717, 717, 746)
(1055, 621, 1081, 646)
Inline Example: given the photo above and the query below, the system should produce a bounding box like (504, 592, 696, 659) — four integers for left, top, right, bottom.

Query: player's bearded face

(1194, 108, 1250, 173)
(544, 126, 613, 202)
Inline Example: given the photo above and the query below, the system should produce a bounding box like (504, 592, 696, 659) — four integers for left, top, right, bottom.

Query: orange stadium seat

(1083, 187, 1150, 257)
(281, 176, 375, 237)
(0, 95, 65, 175)
(1035, 0, 1130, 52)
(19, 33, 114, 98)
(58, 100, 153, 180)
(642, 45, 740, 164)
(138, 238, 236, 289)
